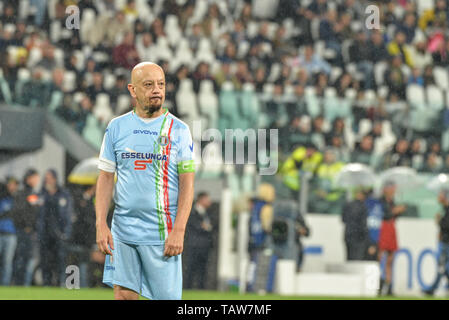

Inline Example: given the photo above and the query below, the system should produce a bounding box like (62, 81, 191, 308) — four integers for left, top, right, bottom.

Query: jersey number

(134, 160, 153, 170)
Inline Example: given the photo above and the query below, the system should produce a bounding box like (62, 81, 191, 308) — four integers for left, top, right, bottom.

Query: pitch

(0, 287, 443, 300)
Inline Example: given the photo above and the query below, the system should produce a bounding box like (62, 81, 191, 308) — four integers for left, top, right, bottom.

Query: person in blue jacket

(37, 169, 73, 287)
(0, 176, 19, 285)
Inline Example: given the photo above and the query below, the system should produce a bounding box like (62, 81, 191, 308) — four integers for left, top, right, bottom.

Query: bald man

(95, 62, 195, 300)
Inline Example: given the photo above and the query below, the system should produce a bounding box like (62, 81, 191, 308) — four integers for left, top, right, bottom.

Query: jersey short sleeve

(176, 125, 195, 174)
(98, 124, 117, 173)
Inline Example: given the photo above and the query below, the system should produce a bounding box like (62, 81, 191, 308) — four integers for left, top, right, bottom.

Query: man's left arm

(164, 172, 195, 257)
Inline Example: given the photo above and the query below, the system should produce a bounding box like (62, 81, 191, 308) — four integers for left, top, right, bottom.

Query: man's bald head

(128, 61, 166, 117)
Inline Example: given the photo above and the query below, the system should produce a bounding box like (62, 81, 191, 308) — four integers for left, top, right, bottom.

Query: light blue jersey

(99, 109, 195, 245)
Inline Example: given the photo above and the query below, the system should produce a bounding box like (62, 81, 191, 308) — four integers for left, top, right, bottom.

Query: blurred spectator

(109, 74, 129, 113)
(423, 64, 436, 86)
(384, 55, 407, 100)
(0, 177, 19, 285)
(86, 72, 107, 101)
(36, 43, 59, 71)
(296, 45, 331, 76)
(408, 67, 424, 86)
(410, 138, 425, 171)
(75, 95, 94, 133)
(349, 30, 375, 89)
(192, 62, 214, 93)
(183, 192, 213, 290)
(352, 135, 376, 166)
(378, 181, 406, 296)
(188, 23, 204, 53)
(285, 84, 308, 118)
(369, 30, 390, 64)
(47, 68, 65, 111)
(136, 32, 158, 63)
(214, 62, 239, 88)
(383, 138, 412, 168)
(113, 31, 140, 70)
(423, 152, 443, 173)
(17, 67, 51, 108)
(309, 149, 345, 214)
(37, 169, 73, 287)
(234, 60, 253, 89)
(280, 144, 323, 193)
(247, 183, 275, 292)
(397, 12, 417, 44)
(431, 39, 449, 67)
(423, 189, 449, 296)
(294, 211, 310, 272)
(387, 30, 413, 67)
(319, 9, 345, 67)
(69, 184, 96, 288)
(329, 135, 350, 162)
(254, 67, 267, 93)
(0, 3, 17, 25)
(334, 72, 359, 97)
(342, 188, 371, 260)
(264, 83, 288, 130)
(12, 169, 41, 286)
(409, 37, 433, 70)
(310, 115, 326, 150)
(418, 0, 448, 31)
(281, 116, 312, 153)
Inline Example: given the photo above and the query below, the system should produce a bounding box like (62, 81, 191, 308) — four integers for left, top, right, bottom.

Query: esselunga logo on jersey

(121, 152, 168, 161)
(121, 152, 168, 170)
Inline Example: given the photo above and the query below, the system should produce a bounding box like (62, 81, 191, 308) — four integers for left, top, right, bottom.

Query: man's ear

(127, 84, 136, 98)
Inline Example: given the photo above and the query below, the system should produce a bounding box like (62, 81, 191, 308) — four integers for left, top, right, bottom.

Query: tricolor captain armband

(178, 160, 195, 174)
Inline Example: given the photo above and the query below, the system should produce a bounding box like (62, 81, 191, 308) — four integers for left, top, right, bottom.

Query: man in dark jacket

(183, 192, 213, 290)
(69, 183, 96, 288)
(0, 176, 19, 285)
(37, 169, 73, 287)
(342, 188, 372, 260)
(423, 189, 449, 296)
(12, 169, 41, 286)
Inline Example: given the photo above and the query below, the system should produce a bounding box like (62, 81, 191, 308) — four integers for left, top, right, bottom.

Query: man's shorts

(102, 238, 182, 300)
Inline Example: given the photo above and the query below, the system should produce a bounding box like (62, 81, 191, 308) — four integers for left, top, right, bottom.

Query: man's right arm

(95, 170, 115, 255)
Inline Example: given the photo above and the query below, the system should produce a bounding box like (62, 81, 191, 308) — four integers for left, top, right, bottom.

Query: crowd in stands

(2, 0, 449, 201)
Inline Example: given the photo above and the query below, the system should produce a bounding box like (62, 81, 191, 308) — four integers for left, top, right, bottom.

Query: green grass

(0, 287, 445, 300)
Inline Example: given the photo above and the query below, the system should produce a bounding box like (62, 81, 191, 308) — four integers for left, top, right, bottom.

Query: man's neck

(135, 106, 165, 119)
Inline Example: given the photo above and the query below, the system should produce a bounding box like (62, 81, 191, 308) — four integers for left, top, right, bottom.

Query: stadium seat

(416, 0, 434, 13)
(191, 0, 208, 23)
(80, 8, 96, 43)
(426, 85, 444, 110)
(27, 47, 43, 68)
(103, 73, 116, 91)
(176, 78, 199, 118)
(219, 81, 240, 126)
(116, 94, 131, 115)
(198, 80, 219, 129)
(374, 61, 388, 87)
(199, 141, 223, 178)
(165, 15, 183, 47)
(82, 114, 104, 150)
(358, 119, 372, 138)
(433, 66, 449, 90)
(63, 71, 77, 93)
(377, 86, 389, 99)
(93, 93, 114, 125)
(406, 84, 426, 109)
(305, 86, 321, 118)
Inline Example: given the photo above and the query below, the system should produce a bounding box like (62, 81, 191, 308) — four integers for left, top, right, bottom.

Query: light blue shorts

(102, 238, 182, 300)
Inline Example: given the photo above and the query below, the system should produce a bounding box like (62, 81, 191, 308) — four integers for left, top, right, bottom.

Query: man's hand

(96, 222, 114, 256)
(164, 229, 184, 257)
